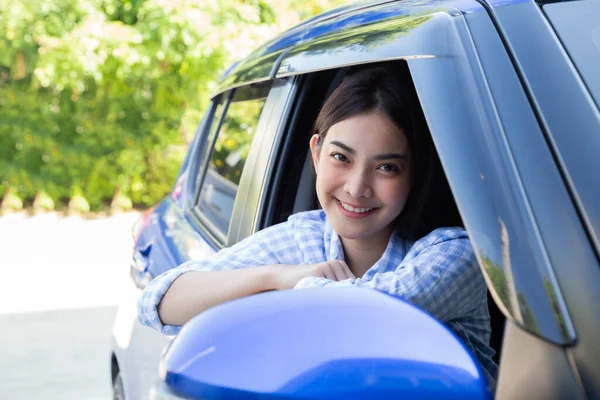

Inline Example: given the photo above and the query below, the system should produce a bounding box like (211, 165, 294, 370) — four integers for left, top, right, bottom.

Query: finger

(333, 260, 354, 281)
(323, 266, 336, 281)
(328, 260, 346, 281)
(317, 262, 336, 280)
(337, 260, 356, 279)
(326, 260, 349, 281)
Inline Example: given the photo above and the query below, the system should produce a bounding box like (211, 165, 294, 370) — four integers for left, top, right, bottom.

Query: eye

(331, 153, 349, 163)
(377, 163, 400, 173)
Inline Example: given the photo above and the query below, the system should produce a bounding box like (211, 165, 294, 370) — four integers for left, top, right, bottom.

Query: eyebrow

(329, 140, 407, 161)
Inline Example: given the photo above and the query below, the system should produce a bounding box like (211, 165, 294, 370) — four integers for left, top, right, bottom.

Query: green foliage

(483, 256, 541, 335)
(0, 0, 345, 211)
(518, 292, 540, 335)
(1, 189, 24, 212)
(33, 191, 56, 211)
(544, 279, 568, 337)
(99, 0, 147, 25)
(482, 257, 511, 311)
(211, 98, 266, 185)
(68, 186, 90, 213)
(111, 189, 133, 211)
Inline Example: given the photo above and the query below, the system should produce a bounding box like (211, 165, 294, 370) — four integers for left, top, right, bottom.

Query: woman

(138, 65, 498, 384)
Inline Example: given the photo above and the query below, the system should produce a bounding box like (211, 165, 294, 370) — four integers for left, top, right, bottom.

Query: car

(109, 0, 600, 398)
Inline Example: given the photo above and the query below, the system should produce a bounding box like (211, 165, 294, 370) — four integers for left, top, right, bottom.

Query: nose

(344, 169, 373, 199)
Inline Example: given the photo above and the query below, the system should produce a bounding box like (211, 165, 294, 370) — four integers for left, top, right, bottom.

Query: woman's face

(310, 110, 412, 245)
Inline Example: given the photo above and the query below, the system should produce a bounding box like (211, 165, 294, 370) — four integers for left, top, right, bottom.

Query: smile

(337, 200, 378, 214)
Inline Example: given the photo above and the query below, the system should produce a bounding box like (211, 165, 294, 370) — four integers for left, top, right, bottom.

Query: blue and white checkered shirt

(138, 209, 498, 384)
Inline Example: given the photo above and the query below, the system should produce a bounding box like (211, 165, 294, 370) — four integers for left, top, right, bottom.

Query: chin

(331, 222, 376, 240)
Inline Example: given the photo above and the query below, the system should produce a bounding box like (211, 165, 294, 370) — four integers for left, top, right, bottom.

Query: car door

(477, 0, 600, 396)
(117, 80, 283, 399)
(228, 0, 599, 397)
(406, 2, 600, 397)
(113, 98, 226, 400)
(114, 97, 227, 399)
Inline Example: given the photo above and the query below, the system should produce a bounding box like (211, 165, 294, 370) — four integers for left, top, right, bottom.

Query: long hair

(313, 62, 462, 240)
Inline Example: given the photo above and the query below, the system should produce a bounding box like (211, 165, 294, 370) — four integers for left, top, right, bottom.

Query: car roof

(213, 0, 522, 97)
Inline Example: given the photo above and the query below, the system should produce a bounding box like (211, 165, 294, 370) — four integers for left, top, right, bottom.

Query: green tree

(0, 0, 346, 210)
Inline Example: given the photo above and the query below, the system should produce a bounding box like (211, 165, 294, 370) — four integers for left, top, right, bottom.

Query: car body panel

(495, 321, 585, 400)
(459, 0, 578, 342)
(215, 1, 403, 92)
(214, 0, 519, 95)
(487, 0, 600, 261)
(118, 197, 221, 398)
(112, 283, 172, 400)
(543, 0, 600, 109)
(215, 51, 282, 97)
(473, 0, 600, 393)
(404, 5, 571, 345)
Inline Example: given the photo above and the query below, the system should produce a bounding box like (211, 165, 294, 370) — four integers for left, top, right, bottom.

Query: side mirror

(158, 288, 491, 399)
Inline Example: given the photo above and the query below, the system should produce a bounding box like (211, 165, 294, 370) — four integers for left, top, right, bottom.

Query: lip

(336, 199, 379, 219)
(337, 199, 376, 209)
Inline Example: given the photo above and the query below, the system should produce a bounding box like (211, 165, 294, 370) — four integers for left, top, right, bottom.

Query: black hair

(313, 62, 462, 240)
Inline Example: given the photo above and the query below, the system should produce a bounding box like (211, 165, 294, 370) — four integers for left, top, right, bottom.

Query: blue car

(110, 0, 600, 398)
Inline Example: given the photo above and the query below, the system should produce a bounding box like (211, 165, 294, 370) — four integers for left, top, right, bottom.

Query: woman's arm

(157, 266, 274, 326)
(137, 211, 352, 334)
(138, 217, 301, 334)
(158, 260, 355, 326)
(294, 232, 487, 323)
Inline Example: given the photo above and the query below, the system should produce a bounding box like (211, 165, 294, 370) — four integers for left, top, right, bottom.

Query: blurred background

(0, 0, 343, 398)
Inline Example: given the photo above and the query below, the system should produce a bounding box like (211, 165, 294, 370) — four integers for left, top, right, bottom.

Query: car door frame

(475, 0, 600, 394)
(181, 80, 286, 249)
(224, 0, 594, 396)
(265, 0, 574, 342)
(226, 77, 299, 245)
(192, 0, 599, 396)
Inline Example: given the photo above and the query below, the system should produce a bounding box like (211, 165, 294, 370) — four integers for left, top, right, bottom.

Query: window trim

(192, 92, 233, 207)
(226, 78, 298, 245)
(259, 74, 311, 229)
(192, 92, 232, 246)
(183, 94, 228, 211)
(184, 93, 233, 249)
(191, 81, 274, 246)
(406, 10, 575, 343)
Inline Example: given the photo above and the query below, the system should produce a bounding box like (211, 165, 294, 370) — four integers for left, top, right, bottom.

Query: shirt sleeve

(137, 218, 303, 334)
(294, 236, 487, 323)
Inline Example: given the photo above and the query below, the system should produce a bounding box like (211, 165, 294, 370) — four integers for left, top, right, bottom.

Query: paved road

(0, 212, 140, 400)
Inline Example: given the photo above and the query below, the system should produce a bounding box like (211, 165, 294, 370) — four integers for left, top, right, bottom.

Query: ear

(309, 134, 321, 174)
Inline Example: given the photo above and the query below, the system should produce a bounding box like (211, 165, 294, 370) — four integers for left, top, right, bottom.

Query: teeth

(339, 201, 374, 214)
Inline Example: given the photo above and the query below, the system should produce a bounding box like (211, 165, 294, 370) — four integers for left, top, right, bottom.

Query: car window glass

(197, 84, 270, 237)
(189, 96, 228, 201)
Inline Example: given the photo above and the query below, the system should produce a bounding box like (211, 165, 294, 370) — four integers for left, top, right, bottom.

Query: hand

(268, 260, 356, 290)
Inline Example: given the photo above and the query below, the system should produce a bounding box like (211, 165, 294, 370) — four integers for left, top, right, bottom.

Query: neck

(340, 230, 392, 278)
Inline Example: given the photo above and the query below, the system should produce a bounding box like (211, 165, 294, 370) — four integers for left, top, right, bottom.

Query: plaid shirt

(138, 209, 497, 383)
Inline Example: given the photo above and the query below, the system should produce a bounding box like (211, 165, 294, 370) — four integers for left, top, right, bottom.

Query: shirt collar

(324, 216, 409, 277)
(324, 216, 344, 261)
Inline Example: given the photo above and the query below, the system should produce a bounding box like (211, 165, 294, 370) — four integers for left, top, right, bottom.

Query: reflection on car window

(191, 97, 226, 198)
(198, 84, 270, 237)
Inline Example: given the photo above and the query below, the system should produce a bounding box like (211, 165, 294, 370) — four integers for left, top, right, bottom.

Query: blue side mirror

(159, 288, 491, 399)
